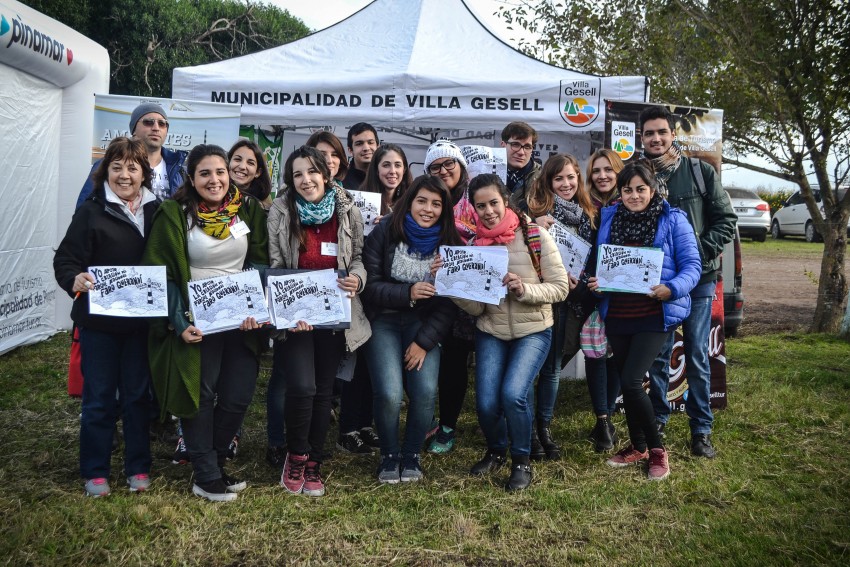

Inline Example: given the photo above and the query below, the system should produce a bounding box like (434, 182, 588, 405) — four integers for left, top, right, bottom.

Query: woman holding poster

(267, 146, 370, 497)
(144, 144, 269, 502)
(526, 153, 597, 461)
(54, 137, 159, 498)
(448, 173, 570, 492)
(361, 175, 462, 484)
(588, 161, 701, 480)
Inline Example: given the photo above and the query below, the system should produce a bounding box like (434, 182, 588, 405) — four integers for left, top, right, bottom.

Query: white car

(726, 187, 771, 242)
(771, 188, 849, 242)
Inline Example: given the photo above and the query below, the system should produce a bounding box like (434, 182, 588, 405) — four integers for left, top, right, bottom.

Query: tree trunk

(813, 224, 849, 333)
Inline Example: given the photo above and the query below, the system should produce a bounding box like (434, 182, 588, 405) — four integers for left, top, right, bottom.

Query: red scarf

(475, 208, 519, 246)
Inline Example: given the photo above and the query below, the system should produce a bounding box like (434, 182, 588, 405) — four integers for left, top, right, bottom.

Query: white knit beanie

(423, 139, 467, 173)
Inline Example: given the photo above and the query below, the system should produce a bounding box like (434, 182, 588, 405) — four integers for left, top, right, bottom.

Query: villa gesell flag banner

(187, 269, 269, 335)
(605, 100, 727, 410)
(87, 266, 167, 317)
(434, 246, 509, 305)
(91, 94, 241, 162)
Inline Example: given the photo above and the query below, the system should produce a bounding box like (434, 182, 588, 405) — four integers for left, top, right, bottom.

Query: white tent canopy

(0, 0, 109, 354)
(172, 0, 647, 133)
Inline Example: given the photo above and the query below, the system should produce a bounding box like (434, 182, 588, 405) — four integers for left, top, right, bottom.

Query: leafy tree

(22, 0, 310, 96)
(500, 0, 850, 334)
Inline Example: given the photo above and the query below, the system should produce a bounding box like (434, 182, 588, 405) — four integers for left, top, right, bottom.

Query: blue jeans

(648, 294, 714, 434)
(475, 328, 552, 457)
(365, 311, 441, 456)
(530, 303, 567, 423)
(585, 356, 620, 417)
(79, 328, 151, 479)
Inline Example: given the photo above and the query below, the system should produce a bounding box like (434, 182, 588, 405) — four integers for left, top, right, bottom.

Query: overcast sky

(261, 0, 797, 191)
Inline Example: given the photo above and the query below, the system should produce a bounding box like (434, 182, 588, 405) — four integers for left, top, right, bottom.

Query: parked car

(771, 187, 850, 242)
(722, 228, 744, 336)
(725, 187, 770, 242)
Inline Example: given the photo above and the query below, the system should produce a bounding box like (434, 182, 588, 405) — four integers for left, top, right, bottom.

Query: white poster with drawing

(187, 269, 269, 334)
(434, 245, 509, 305)
(460, 145, 508, 183)
(547, 222, 592, 280)
(266, 269, 347, 329)
(87, 266, 167, 317)
(349, 190, 382, 236)
(595, 244, 663, 294)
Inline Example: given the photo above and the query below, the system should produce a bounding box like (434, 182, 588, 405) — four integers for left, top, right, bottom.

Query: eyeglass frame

(506, 140, 534, 152)
(140, 118, 169, 128)
(427, 158, 458, 174)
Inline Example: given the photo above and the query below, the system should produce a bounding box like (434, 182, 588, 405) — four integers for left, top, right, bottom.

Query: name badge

(230, 221, 251, 239)
(321, 242, 338, 256)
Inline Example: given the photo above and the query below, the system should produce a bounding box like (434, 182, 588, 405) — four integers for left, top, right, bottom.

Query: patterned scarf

(475, 207, 519, 246)
(404, 212, 442, 256)
(507, 160, 535, 194)
(296, 185, 337, 226)
(552, 194, 593, 243)
(197, 185, 242, 239)
(609, 193, 664, 247)
(453, 188, 478, 240)
(641, 141, 683, 198)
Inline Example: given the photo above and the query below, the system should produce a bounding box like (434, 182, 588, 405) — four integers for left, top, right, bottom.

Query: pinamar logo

(559, 79, 601, 128)
(611, 121, 636, 160)
(1, 12, 72, 65)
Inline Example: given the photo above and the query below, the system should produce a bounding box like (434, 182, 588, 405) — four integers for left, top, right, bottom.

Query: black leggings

(436, 336, 474, 430)
(606, 331, 668, 452)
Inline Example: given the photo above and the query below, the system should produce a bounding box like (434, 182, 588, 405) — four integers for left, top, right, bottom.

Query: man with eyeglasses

(638, 105, 736, 459)
(76, 103, 188, 208)
(343, 122, 380, 190)
(500, 121, 541, 212)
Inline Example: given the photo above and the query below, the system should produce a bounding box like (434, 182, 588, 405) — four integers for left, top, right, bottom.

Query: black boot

(537, 421, 561, 461)
(530, 423, 546, 461)
(505, 456, 532, 492)
(590, 416, 615, 453)
(470, 450, 507, 476)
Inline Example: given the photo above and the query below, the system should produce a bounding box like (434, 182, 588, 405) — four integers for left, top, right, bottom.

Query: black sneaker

(691, 433, 716, 458)
(400, 453, 423, 482)
(192, 478, 236, 502)
(505, 463, 532, 492)
(336, 431, 373, 455)
(359, 427, 381, 448)
(266, 445, 287, 468)
(220, 469, 247, 493)
(377, 454, 401, 484)
(470, 450, 506, 476)
(172, 436, 189, 465)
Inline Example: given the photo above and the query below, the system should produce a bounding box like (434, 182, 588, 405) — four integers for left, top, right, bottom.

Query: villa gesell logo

(559, 79, 601, 128)
(1, 12, 73, 65)
(611, 121, 636, 160)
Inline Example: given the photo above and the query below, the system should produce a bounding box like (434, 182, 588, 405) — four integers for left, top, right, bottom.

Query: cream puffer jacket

(454, 225, 569, 340)
(267, 186, 371, 352)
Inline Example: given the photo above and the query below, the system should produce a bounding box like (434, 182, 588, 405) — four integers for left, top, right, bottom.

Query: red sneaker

(606, 445, 649, 468)
(647, 448, 670, 480)
(280, 452, 308, 494)
(302, 461, 325, 497)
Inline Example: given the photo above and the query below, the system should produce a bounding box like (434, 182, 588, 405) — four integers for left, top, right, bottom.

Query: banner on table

(91, 93, 241, 162)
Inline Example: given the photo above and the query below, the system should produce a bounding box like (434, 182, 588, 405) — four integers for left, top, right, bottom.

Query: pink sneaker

(280, 452, 308, 494)
(647, 448, 670, 480)
(127, 473, 150, 492)
(302, 461, 325, 497)
(606, 445, 649, 468)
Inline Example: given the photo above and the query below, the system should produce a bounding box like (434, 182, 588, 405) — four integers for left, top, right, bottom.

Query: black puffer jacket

(361, 214, 457, 351)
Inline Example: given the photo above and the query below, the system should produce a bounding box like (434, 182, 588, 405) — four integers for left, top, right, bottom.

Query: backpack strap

(689, 157, 708, 200)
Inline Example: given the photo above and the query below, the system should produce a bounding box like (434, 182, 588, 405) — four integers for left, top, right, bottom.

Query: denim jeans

(475, 328, 552, 457)
(365, 311, 440, 456)
(648, 294, 714, 434)
(79, 328, 151, 479)
(585, 355, 621, 417)
(182, 330, 259, 483)
(530, 303, 569, 424)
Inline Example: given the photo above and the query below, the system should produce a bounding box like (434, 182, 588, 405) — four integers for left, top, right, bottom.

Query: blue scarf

(296, 186, 336, 226)
(404, 212, 441, 256)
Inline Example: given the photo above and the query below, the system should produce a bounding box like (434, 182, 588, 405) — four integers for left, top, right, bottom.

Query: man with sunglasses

(76, 103, 188, 208)
(500, 121, 541, 213)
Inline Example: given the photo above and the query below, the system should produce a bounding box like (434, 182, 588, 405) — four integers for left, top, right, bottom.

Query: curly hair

(527, 153, 597, 228)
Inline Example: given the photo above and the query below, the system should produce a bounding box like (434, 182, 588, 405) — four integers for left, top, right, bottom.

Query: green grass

(1, 332, 849, 566)
(740, 237, 830, 255)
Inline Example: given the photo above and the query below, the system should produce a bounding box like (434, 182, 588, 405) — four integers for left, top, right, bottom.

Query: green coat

(142, 195, 269, 419)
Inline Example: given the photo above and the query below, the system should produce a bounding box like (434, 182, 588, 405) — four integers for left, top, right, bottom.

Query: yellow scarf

(197, 186, 242, 239)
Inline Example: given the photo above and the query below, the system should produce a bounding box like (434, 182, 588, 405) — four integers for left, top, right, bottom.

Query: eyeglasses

(507, 141, 533, 152)
(428, 159, 457, 174)
(140, 118, 169, 128)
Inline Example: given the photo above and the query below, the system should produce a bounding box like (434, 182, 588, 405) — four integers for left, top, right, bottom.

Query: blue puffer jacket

(596, 200, 702, 331)
(76, 147, 187, 209)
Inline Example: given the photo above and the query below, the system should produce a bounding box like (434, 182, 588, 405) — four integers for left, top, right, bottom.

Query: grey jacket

(267, 186, 371, 351)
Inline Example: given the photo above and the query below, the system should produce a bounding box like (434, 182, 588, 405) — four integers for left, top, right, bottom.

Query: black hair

(388, 175, 463, 247)
(346, 122, 379, 151)
(282, 145, 334, 248)
(173, 144, 232, 229)
(227, 139, 272, 201)
(638, 105, 676, 132)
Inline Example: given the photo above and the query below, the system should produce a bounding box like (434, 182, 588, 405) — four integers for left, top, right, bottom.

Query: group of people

(54, 102, 735, 500)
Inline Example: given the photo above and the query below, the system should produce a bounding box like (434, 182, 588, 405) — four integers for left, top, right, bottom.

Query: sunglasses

(140, 118, 169, 128)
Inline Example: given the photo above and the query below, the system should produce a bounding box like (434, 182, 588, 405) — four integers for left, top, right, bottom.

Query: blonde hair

(586, 149, 625, 206)
(527, 153, 596, 228)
